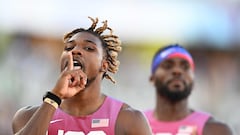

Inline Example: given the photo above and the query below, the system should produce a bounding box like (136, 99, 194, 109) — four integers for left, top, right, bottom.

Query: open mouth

(63, 58, 83, 71)
(73, 59, 82, 70)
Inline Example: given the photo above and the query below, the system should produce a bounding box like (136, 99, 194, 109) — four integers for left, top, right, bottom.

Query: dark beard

(155, 79, 192, 103)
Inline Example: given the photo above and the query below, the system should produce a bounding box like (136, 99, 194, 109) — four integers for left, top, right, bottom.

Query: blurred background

(0, 0, 240, 134)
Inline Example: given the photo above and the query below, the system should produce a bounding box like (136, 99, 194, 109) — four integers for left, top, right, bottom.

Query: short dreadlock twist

(63, 17, 122, 83)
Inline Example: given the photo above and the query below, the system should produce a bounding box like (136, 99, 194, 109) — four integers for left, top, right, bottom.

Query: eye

(161, 60, 173, 70)
(84, 46, 95, 51)
(64, 42, 75, 51)
(181, 61, 190, 71)
(64, 46, 74, 51)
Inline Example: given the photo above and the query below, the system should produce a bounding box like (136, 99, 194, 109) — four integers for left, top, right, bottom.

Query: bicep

(12, 106, 37, 134)
(128, 111, 152, 135)
(116, 106, 152, 135)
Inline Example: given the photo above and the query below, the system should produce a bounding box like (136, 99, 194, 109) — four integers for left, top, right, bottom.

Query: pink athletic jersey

(47, 96, 123, 135)
(144, 110, 211, 135)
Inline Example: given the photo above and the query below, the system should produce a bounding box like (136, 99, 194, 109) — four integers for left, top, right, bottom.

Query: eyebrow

(85, 39, 97, 45)
(180, 59, 189, 63)
(66, 40, 74, 44)
(66, 39, 97, 46)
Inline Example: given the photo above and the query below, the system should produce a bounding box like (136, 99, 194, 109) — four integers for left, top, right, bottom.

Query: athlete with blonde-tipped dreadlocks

(12, 17, 152, 135)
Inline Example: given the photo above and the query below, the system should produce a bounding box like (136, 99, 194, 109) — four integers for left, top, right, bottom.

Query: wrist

(51, 89, 63, 99)
(43, 91, 62, 109)
(43, 97, 59, 109)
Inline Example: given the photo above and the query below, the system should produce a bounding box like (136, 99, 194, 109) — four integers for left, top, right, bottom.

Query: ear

(100, 59, 109, 72)
(150, 75, 153, 81)
(149, 75, 155, 85)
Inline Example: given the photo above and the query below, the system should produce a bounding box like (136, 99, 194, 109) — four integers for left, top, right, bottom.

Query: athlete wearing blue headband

(145, 43, 233, 135)
(151, 44, 194, 74)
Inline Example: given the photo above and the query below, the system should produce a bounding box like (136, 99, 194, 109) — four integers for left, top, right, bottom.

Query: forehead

(68, 32, 102, 45)
(163, 57, 189, 64)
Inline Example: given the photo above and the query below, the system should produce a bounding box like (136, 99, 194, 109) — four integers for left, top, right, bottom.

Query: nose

(172, 66, 183, 77)
(71, 46, 82, 56)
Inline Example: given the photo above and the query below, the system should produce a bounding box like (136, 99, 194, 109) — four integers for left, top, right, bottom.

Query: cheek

(186, 71, 194, 84)
(189, 70, 194, 79)
(60, 52, 68, 71)
(93, 52, 105, 68)
(153, 70, 166, 84)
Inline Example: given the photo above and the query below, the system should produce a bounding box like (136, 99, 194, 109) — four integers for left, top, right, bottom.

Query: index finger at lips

(67, 52, 73, 71)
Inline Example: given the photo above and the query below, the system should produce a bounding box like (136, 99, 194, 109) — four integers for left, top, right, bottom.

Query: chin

(169, 86, 185, 92)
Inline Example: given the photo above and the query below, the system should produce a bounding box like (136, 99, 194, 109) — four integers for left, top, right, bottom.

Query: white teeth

(73, 60, 82, 70)
(73, 66, 81, 70)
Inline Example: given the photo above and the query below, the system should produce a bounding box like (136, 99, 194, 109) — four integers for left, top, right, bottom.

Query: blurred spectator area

(0, 32, 240, 134)
(1, 1, 240, 134)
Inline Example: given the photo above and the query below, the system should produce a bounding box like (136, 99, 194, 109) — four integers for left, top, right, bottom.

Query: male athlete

(144, 44, 233, 135)
(12, 17, 152, 135)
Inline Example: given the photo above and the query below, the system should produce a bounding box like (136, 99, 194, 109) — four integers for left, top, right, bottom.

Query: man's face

(151, 57, 194, 103)
(60, 32, 107, 85)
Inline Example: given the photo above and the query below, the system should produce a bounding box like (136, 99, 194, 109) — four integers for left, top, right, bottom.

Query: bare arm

(116, 104, 152, 135)
(203, 117, 233, 135)
(12, 52, 87, 135)
(12, 103, 56, 135)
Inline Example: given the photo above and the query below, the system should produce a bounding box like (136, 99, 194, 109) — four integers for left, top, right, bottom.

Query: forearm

(14, 103, 56, 135)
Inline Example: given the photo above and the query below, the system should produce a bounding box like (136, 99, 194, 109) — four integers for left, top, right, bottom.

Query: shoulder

(12, 105, 39, 133)
(13, 105, 39, 120)
(203, 117, 233, 135)
(118, 104, 147, 123)
(115, 103, 152, 135)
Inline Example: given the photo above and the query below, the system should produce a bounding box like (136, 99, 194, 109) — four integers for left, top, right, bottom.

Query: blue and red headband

(151, 44, 194, 74)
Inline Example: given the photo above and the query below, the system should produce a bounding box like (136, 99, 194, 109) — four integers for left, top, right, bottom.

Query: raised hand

(51, 52, 87, 99)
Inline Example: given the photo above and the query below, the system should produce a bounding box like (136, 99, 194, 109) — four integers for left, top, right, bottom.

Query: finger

(69, 74, 80, 87)
(67, 52, 73, 71)
(77, 75, 86, 90)
(72, 70, 87, 87)
(74, 69, 87, 86)
(80, 74, 87, 86)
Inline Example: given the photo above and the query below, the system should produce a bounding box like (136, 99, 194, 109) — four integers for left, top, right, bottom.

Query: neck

(154, 94, 192, 121)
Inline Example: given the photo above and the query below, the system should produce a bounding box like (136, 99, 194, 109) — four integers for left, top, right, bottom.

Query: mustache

(166, 78, 185, 85)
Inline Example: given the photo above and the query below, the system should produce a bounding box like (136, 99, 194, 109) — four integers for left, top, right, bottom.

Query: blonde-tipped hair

(63, 17, 122, 83)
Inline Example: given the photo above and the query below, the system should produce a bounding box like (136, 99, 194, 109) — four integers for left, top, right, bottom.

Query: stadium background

(0, 0, 240, 134)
